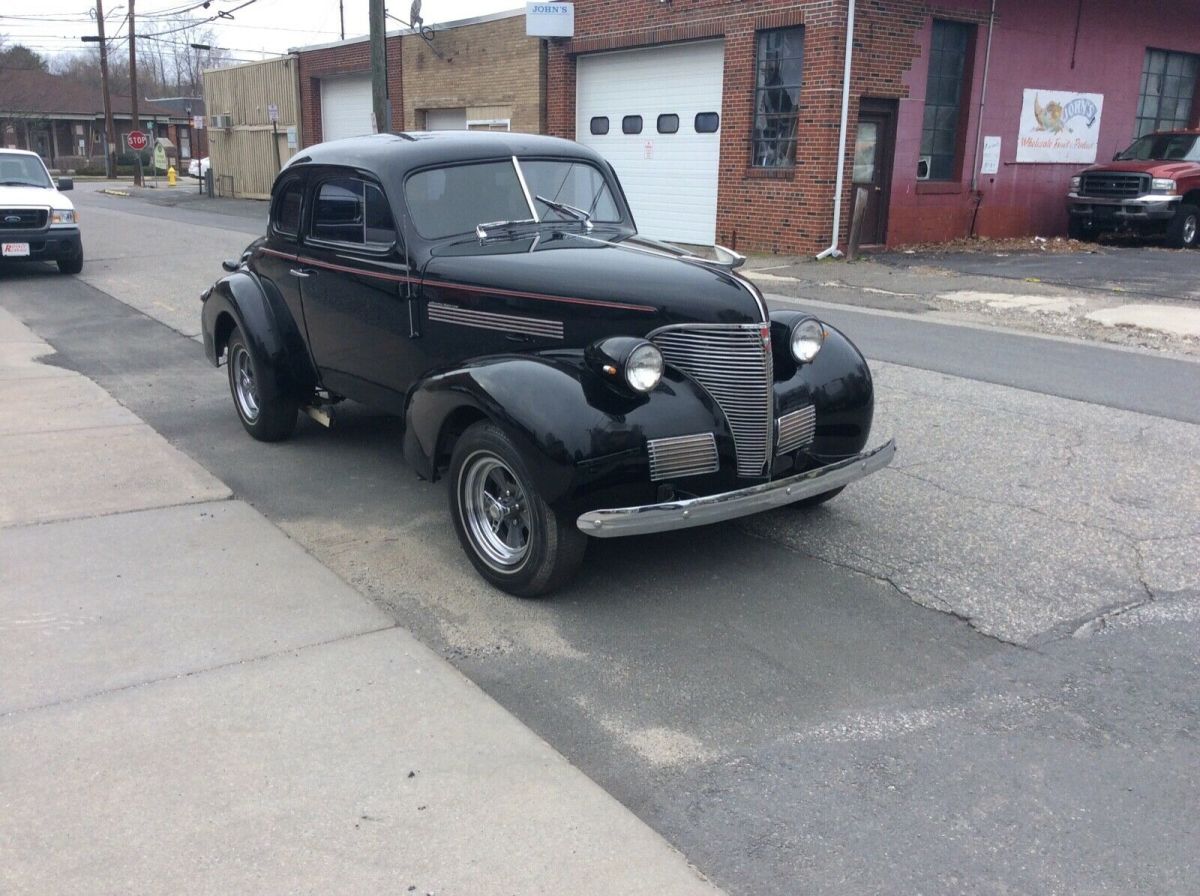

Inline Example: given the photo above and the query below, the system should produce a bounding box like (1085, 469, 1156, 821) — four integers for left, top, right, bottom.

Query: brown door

(853, 99, 897, 246)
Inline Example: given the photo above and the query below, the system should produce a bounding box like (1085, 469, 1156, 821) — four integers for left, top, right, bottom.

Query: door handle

(289, 267, 315, 279)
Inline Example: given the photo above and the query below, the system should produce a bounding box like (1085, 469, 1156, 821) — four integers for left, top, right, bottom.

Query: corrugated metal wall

(202, 56, 301, 199)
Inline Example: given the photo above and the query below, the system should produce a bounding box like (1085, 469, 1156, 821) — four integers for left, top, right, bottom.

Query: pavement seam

(0, 420, 147, 439)
(0, 622, 403, 721)
(0, 492, 235, 531)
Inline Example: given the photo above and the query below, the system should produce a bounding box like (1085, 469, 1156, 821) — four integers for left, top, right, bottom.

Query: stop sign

(127, 130, 149, 151)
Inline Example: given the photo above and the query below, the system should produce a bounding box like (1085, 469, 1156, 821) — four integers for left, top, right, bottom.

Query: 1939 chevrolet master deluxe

(201, 132, 894, 595)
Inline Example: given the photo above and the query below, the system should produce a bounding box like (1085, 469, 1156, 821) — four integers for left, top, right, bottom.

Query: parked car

(1066, 130, 1200, 247)
(0, 148, 82, 274)
(188, 157, 211, 178)
(200, 132, 894, 595)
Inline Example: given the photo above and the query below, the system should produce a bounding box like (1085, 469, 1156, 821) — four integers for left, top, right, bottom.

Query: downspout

(968, 0, 998, 235)
(816, 0, 856, 259)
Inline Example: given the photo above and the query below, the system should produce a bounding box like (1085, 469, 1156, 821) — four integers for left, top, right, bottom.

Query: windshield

(0, 153, 53, 188)
(404, 158, 622, 240)
(1115, 133, 1200, 162)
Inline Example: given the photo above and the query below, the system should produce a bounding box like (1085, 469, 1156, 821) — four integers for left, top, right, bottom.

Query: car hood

(423, 232, 766, 329)
(0, 184, 73, 209)
(1082, 160, 1198, 179)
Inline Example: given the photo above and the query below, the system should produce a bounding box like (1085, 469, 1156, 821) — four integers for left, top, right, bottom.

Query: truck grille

(651, 324, 773, 478)
(1079, 173, 1149, 199)
(0, 208, 48, 230)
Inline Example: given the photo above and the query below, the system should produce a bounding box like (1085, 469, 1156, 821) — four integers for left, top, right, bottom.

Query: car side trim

(577, 439, 895, 537)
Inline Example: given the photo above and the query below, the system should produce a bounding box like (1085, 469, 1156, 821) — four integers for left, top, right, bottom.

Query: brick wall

(296, 36, 404, 146)
(401, 15, 545, 134)
(547, 1, 986, 254)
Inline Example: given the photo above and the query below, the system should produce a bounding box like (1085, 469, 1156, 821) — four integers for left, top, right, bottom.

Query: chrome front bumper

(577, 439, 896, 538)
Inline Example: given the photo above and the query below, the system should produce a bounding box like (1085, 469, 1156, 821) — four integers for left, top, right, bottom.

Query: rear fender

(201, 270, 317, 401)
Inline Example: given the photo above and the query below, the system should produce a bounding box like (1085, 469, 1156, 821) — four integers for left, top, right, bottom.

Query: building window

(590, 116, 609, 136)
(1136, 48, 1200, 137)
(695, 112, 720, 134)
(622, 115, 643, 135)
(752, 27, 805, 168)
(921, 19, 974, 181)
(657, 114, 679, 134)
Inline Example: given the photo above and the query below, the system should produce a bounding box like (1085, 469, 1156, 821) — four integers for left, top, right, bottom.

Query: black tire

(57, 246, 83, 274)
(448, 421, 587, 597)
(226, 327, 298, 442)
(1067, 217, 1094, 242)
(1166, 204, 1199, 249)
(792, 486, 845, 509)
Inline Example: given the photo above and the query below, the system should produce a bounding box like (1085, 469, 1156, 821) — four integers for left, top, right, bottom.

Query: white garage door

(577, 41, 725, 245)
(425, 108, 467, 130)
(321, 74, 373, 143)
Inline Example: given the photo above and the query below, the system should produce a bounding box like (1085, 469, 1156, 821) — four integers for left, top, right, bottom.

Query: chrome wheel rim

(1183, 214, 1197, 245)
(460, 452, 531, 571)
(231, 344, 261, 422)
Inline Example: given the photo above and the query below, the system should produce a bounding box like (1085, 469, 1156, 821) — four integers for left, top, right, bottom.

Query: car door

(296, 170, 417, 411)
(256, 174, 308, 338)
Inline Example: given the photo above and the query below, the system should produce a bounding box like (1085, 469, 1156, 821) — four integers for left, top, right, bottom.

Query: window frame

(751, 26, 806, 169)
(1135, 47, 1200, 138)
(919, 18, 976, 183)
(270, 175, 306, 242)
(305, 171, 398, 255)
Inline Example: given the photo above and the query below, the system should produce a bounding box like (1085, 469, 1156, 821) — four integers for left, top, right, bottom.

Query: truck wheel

(57, 247, 83, 274)
(1166, 204, 1199, 248)
(1067, 218, 1094, 242)
(226, 327, 298, 442)
(449, 421, 586, 597)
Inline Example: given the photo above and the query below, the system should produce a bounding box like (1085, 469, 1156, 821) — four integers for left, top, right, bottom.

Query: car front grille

(0, 208, 48, 230)
(1079, 172, 1149, 199)
(646, 433, 719, 481)
(776, 405, 816, 455)
(651, 324, 773, 478)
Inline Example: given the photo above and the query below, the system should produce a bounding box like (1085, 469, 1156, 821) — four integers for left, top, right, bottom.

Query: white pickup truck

(0, 148, 83, 274)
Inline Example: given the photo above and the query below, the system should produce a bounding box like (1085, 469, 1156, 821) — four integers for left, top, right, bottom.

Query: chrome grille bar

(1080, 172, 1148, 199)
(647, 433, 719, 481)
(652, 324, 773, 478)
(776, 405, 816, 455)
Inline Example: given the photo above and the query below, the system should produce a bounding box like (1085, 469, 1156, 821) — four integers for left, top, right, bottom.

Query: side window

(310, 177, 396, 249)
(271, 179, 304, 238)
(590, 116, 610, 135)
(622, 115, 643, 135)
(657, 114, 679, 134)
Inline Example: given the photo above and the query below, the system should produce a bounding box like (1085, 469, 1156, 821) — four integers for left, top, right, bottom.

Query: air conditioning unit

(209, 113, 233, 129)
(917, 155, 932, 180)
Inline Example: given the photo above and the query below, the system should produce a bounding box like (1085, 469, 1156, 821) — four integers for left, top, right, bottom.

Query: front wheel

(57, 246, 83, 274)
(1166, 204, 1199, 249)
(1067, 217, 1094, 242)
(226, 327, 298, 442)
(448, 421, 586, 597)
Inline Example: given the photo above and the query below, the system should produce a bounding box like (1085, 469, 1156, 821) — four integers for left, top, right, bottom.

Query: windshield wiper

(0, 180, 41, 187)
(534, 195, 594, 232)
(475, 218, 539, 239)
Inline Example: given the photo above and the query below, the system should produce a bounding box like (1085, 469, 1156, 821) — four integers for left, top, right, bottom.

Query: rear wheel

(226, 327, 298, 442)
(1166, 204, 1199, 248)
(448, 421, 586, 597)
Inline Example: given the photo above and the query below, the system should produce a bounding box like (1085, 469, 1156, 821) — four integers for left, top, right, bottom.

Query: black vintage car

(201, 132, 894, 595)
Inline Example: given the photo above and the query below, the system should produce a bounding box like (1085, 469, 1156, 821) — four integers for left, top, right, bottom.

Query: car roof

(284, 131, 609, 178)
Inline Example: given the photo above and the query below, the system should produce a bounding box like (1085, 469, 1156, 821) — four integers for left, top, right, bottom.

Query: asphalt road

(2, 186, 1197, 895)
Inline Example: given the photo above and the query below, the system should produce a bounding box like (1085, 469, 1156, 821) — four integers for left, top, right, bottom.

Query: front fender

(200, 270, 317, 401)
(403, 352, 738, 507)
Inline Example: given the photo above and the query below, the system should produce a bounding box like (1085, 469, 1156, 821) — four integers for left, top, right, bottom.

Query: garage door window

(310, 177, 396, 249)
(657, 114, 679, 134)
(695, 112, 720, 134)
(622, 115, 643, 135)
(590, 117, 609, 135)
(753, 27, 805, 167)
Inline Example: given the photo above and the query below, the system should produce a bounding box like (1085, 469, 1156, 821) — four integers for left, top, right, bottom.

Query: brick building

(545, 0, 1200, 253)
(295, 10, 545, 146)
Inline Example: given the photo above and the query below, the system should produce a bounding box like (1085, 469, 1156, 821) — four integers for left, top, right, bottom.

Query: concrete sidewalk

(0, 307, 721, 895)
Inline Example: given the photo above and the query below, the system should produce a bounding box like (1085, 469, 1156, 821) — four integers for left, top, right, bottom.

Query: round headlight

(790, 318, 825, 363)
(625, 342, 664, 393)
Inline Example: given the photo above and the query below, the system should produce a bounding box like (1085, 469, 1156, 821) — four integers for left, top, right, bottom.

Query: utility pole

(369, 0, 390, 133)
(86, 2, 118, 179)
(129, 0, 142, 185)
(339, 0, 345, 41)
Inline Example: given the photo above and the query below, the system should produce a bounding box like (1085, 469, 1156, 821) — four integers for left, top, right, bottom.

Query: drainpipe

(969, 0, 998, 195)
(816, 0, 856, 260)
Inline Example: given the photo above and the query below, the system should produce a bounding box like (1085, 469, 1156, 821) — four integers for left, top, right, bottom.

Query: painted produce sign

(1016, 88, 1104, 164)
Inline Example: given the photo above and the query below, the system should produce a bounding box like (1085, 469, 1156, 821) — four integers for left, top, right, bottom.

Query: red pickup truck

(1066, 130, 1200, 248)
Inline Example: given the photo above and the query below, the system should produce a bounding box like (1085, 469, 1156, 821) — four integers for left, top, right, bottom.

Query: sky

(1, 0, 520, 65)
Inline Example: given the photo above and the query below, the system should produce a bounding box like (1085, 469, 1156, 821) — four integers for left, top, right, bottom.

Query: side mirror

(221, 259, 239, 272)
(56, 177, 74, 191)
